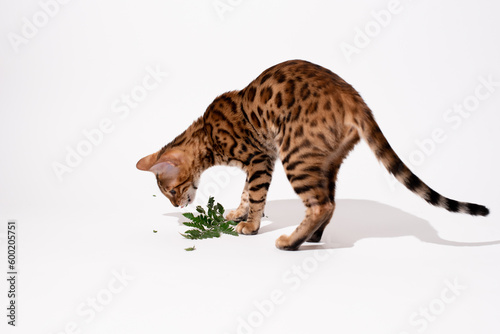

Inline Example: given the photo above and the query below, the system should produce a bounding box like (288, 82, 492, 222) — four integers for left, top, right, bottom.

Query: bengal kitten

(136, 60, 489, 250)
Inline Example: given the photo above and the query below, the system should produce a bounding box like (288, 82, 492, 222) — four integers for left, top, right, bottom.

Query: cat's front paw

(226, 209, 248, 222)
(235, 221, 259, 235)
(275, 234, 300, 251)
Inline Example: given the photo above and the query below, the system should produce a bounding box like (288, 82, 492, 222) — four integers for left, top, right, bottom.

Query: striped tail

(356, 108, 489, 216)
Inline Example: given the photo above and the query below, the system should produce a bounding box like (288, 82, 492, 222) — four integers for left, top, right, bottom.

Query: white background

(1, 0, 499, 333)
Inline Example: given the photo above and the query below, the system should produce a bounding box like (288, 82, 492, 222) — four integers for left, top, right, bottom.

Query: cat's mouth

(180, 195, 192, 208)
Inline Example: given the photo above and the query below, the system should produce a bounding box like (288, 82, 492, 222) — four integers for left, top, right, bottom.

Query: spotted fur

(137, 60, 489, 250)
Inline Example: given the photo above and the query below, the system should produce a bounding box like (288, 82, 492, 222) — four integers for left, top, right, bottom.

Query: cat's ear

(149, 161, 179, 179)
(157, 149, 184, 165)
(136, 153, 158, 171)
(136, 149, 186, 173)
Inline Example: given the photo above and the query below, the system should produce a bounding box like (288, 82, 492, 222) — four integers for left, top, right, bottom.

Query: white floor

(3, 197, 499, 334)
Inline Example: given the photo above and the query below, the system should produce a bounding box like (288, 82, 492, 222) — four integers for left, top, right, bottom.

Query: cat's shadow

(164, 199, 500, 250)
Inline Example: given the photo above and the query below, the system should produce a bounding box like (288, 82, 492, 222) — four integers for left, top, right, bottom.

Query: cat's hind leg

(276, 200, 334, 250)
(306, 132, 360, 243)
(306, 206, 334, 243)
(276, 156, 335, 250)
(306, 163, 339, 243)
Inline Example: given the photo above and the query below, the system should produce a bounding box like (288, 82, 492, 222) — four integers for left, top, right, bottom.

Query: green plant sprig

(181, 197, 238, 240)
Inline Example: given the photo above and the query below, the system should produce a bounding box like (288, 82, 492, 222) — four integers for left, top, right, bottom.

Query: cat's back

(234, 60, 360, 139)
(202, 60, 363, 158)
(246, 59, 354, 98)
(239, 60, 359, 119)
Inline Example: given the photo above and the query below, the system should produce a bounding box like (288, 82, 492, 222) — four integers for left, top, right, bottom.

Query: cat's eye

(169, 189, 176, 196)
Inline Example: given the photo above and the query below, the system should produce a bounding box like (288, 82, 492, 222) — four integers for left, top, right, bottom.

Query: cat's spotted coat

(137, 60, 489, 250)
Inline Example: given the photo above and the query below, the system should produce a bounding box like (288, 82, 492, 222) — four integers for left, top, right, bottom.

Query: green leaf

(216, 203, 224, 215)
(191, 215, 205, 224)
(185, 246, 196, 251)
(222, 229, 238, 237)
(182, 212, 195, 220)
(181, 229, 203, 239)
(183, 222, 205, 230)
(180, 197, 239, 244)
(207, 196, 215, 208)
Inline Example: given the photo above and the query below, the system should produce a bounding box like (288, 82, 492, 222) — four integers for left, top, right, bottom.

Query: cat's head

(136, 149, 199, 208)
